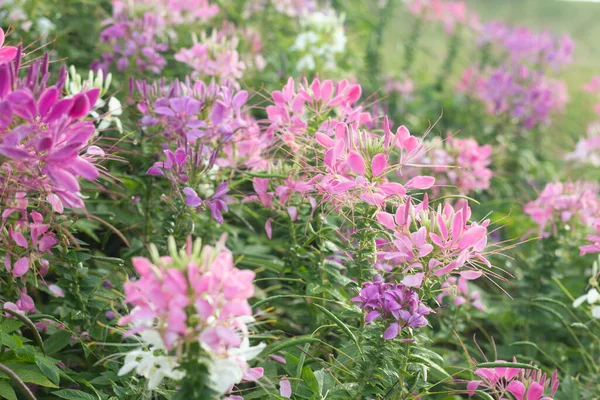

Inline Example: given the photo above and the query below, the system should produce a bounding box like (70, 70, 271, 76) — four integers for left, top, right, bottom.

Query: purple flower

(351, 278, 431, 339)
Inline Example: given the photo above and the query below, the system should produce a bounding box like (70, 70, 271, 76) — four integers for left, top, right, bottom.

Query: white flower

(97, 97, 124, 134)
(66, 66, 113, 102)
(296, 55, 316, 71)
(207, 337, 266, 394)
(209, 358, 244, 393)
(290, 9, 346, 72)
(573, 288, 600, 318)
(118, 330, 185, 390)
(66, 66, 123, 133)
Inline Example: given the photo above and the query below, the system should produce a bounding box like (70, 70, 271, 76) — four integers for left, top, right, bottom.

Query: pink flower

(525, 181, 600, 236)
(0, 28, 18, 64)
(467, 361, 559, 400)
(120, 240, 256, 350)
(280, 377, 292, 398)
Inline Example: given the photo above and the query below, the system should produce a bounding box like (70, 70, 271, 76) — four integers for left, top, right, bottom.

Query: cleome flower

(467, 360, 559, 400)
(118, 236, 265, 394)
(351, 275, 432, 339)
(376, 198, 490, 285)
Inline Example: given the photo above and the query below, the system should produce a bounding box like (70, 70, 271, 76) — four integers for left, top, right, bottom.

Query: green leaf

(266, 337, 322, 355)
(0, 333, 19, 350)
(313, 304, 362, 355)
(476, 362, 538, 370)
(0, 319, 23, 334)
(314, 369, 335, 396)
(52, 389, 99, 400)
(3, 309, 45, 356)
(253, 295, 347, 309)
(43, 331, 72, 355)
(411, 347, 444, 364)
(35, 357, 60, 386)
(474, 390, 495, 400)
(301, 366, 320, 394)
(0, 381, 17, 400)
(13, 369, 58, 388)
(411, 354, 451, 379)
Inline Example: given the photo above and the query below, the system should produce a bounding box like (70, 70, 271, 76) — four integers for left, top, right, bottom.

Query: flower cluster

(2, 194, 58, 280)
(467, 361, 559, 400)
(376, 199, 490, 284)
(0, 52, 103, 210)
(457, 21, 572, 130)
(136, 78, 249, 223)
(175, 29, 246, 87)
(265, 76, 366, 151)
(565, 122, 600, 167)
(477, 22, 574, 70)
(351, 276, 432, 340)
(458, 65, 568, 130)
(94, 2, 168, 74)
(407, 0, 473, 34)
(118, 237, 265, 393)
(0, 4, 55, 39)
(290, 8, 347, 71)
(136, 78, 248, 144)
(408, 135, 492, 195)
(244, 0, 316, 18)
(524, 181, 600, 236)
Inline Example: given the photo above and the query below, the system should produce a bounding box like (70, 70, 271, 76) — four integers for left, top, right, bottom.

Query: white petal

(573, 294, 588, 308)
(210, 358, 244, 393)
(587, 288, 600, 304)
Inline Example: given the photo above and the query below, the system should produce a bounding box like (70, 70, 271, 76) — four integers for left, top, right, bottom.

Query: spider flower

(118, 237, 265, 393)
(467, 360, 559, 400)
(351, 276, 432, 339)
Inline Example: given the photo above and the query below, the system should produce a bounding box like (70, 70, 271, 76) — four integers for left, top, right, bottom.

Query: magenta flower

(265, 77, 363, 151)
(93, 3, 170, 74)
(0, 28, 17, 64)
(183, 182, 230, 224)
(467, 361, 559, 400)
(376, 198, 490, 283)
